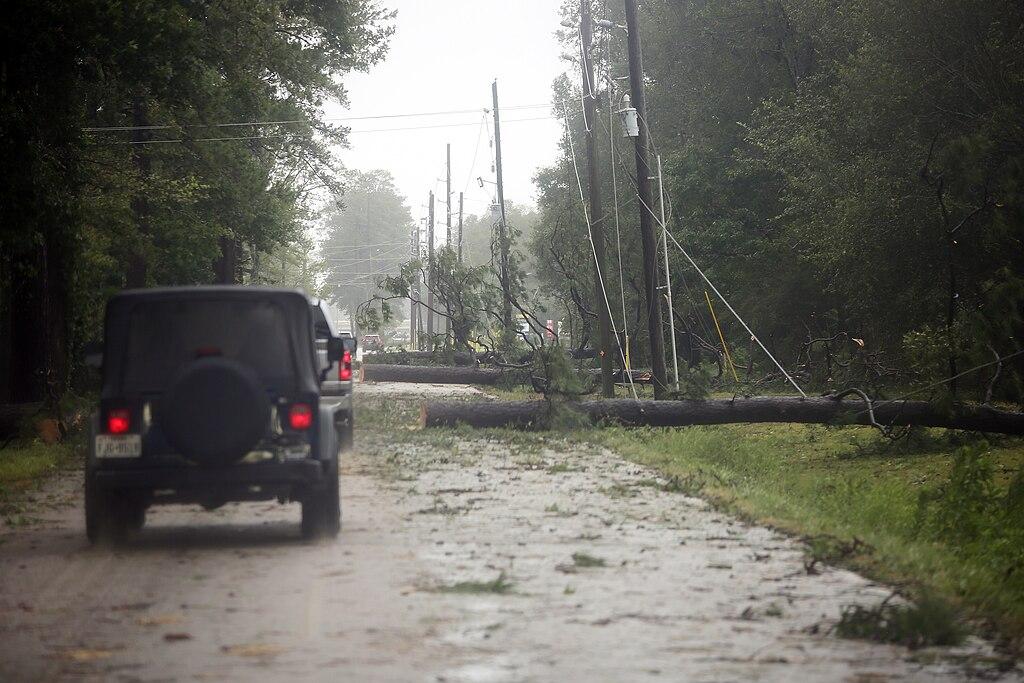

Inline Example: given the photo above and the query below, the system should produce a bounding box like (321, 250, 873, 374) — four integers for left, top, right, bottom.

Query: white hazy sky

(324, 0, 569, 223)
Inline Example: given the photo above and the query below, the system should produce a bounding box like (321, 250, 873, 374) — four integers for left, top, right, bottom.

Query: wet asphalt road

(0, 383, 1019, 682)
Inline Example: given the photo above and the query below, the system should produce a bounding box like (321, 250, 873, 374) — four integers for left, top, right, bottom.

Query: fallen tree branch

(420, 397, 1024, 435)
(826, 387, 910, 440)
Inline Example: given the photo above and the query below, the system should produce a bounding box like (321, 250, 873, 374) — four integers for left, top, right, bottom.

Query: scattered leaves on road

(62, 647, 120, 662)
(221, 643, 285, 658)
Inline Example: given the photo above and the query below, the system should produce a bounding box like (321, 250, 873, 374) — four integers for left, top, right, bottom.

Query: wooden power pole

(446, 143, 453, 245)
(426, 191, 435, 341)
(410, 224, 420, 348)
(492, 80, 513, 329)
(581, 0, 615, 398)
(624, 0, 669, 398)
(444, 144, 452, 340)
(457, 192, 464, 262)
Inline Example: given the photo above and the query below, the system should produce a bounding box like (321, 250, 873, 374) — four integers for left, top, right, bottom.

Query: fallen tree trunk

(360, 364, 507, 385)
(420, 397, 1024, 435)
(364, 350, 475, 366)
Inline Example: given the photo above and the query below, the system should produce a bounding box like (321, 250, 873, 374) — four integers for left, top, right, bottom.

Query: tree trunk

(368, 350, 476, 366)
(213, 236, 239, 284)
(360, 364, 507, 385)
(421, 396, 1024, 435)
(41, 230, 70, 407)
(7, 244, 46, 402)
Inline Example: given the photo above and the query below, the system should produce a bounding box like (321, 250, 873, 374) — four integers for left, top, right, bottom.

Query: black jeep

(86, 287, 348, 542)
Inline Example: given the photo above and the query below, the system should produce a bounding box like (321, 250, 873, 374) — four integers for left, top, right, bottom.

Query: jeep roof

(101, 286, 320, 398)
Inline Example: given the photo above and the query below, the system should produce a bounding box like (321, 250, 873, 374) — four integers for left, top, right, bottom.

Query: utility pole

(444, 144, 452, 340)
(446, 143, 453, 245)
(657, 154, 679, 390)
(457, 192, 464, 262)
(624, 0, 669, 398)
(426, 191, 435, 341)
(581, 0, 615, 398)
(410, 224, 420, 348)
(492, 79, 513, 330)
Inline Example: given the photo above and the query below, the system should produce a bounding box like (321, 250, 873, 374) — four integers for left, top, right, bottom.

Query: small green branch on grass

(431, 572, 514, 595)
(571, 552, 607, 568)
(835, 594, 967, 650)
(803, 535, 874, 575)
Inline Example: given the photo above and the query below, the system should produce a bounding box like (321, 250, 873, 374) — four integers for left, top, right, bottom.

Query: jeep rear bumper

(90, 460, 330, 504)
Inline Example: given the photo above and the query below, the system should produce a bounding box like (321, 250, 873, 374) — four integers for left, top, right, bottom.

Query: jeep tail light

(289, 403, 313, 430)
(107, 408, 131, 434)
(339, 349, 352, 381)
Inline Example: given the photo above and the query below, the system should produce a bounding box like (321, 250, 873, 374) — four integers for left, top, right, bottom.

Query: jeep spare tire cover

(157, 357, 270, 466)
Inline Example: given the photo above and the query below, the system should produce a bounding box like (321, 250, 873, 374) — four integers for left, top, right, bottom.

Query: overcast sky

(324, 0, 569, 224)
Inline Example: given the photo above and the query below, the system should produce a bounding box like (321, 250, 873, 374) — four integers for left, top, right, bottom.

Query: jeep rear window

(120, 299, 296, 393)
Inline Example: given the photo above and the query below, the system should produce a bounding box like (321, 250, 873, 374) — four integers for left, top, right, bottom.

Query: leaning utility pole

(492, 79, 513, 329)
(426, 191, 435, 341)
(581, 0, 615, 398)
(657, 154, 679, 390)
(624, 0, 669, 398)
(444, 144, 452, 339)
(410, 224, 421, 348)
(457, 192, 465, 262)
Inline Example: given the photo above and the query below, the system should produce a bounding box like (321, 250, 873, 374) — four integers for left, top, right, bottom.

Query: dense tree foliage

(0, 0, 393, 403)
(536, 0, 1024, 400)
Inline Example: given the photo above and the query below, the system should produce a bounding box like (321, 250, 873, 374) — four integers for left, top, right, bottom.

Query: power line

(109, 116, 560, 145)
(82, 103, 555, 133)
(462, 112, 488, 196)
(319, 239, 408, 251)
(561, 101, 638, 400)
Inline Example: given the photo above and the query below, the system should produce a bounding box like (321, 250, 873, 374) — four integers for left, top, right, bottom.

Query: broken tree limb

(360, 364, 507, 385)
(420, 397, 1024, 435)
(583, 369, 653, 384)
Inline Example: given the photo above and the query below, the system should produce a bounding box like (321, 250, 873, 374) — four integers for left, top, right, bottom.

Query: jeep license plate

(95, 434, 142, 458)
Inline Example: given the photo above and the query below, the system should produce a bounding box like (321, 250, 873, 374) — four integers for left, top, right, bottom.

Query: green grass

(0, 440, 81, 521)
(0, 441, 79, 488)
(587, 423, 1024, 650)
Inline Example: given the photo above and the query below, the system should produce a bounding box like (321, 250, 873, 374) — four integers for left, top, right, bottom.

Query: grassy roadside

(0, 440, 80, 486)
(581, 422, 1024, 651)
(0, 397, 91, 521)
(0, 439, 82, 524)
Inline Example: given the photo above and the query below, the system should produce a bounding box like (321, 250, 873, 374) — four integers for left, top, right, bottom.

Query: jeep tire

(85, 475, 145, 544)
(301, 459, 340, 539)
(339, 417, 354, 452)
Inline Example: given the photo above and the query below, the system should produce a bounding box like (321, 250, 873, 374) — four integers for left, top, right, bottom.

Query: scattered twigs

(826, 387, 910, 440)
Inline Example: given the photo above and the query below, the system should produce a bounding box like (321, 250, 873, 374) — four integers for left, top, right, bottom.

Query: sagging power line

(82, 103, 555, 133)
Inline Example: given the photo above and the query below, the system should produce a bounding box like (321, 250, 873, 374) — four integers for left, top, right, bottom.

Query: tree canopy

(532, 0, 1024, 401)
(0, 0, 394, 403)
